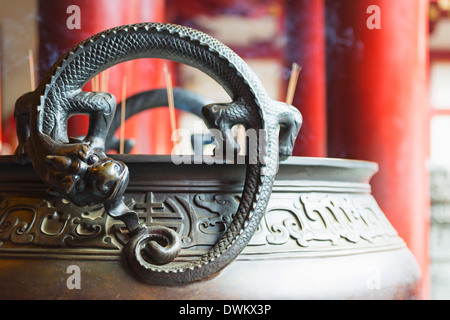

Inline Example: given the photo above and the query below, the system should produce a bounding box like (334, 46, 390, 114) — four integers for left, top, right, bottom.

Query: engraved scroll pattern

(0, 197, 116, 249)
(249, 192, 399, 249)
(0, 191, 400, 255)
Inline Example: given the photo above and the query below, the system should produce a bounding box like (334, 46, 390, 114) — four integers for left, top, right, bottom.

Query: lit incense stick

(119, 76, 127, 154)
(286, 63, 302, 105)
(29, 49, 36, 91)
(164, 63, 178, 151)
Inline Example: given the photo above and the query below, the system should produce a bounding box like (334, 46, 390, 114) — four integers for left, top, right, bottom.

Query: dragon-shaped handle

(14, 23, 302, 285)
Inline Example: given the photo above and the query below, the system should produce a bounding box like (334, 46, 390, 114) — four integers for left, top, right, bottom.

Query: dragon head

(45, 143, 129, 207)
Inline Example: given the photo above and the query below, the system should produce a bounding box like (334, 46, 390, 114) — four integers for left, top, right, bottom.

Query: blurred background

(0, 0, 448, 299)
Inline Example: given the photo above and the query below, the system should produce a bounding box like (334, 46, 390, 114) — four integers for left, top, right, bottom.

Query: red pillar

(286, 0, 327, 157)
(38, 0, 168, 154)
(326, 0, 430, 297)
(38, 0, 126, 139)
(120, 0, 169, 155)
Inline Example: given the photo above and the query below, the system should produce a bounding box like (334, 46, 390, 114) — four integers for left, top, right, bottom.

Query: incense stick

(164, 63, 178, 151)
(28, 49, 36, 91)
(286, 63, 302, 105)
(94, 74, 100, 92)
(101, 69, 109, 92)
(236, 124, 246, 156)
(91, 75, 97, 92)
(91, 69, 109, 92)
(119, 76, 127, 154)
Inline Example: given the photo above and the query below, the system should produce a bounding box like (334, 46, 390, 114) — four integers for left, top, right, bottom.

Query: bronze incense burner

(0, 22, 421, 299)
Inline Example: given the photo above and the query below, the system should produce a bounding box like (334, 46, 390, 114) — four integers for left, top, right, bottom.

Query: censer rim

(0, 154, 378, 170)
(108, 154, 378, 168)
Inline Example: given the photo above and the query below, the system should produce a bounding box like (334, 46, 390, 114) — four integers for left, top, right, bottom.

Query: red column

(38, 0, 168, 154)
(38, 0, 126, 139)
(326, 0, 429, 297)
(125, 0, 172, 155)
(286, 0, 327, 157)
(117, 0, 169, 154)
